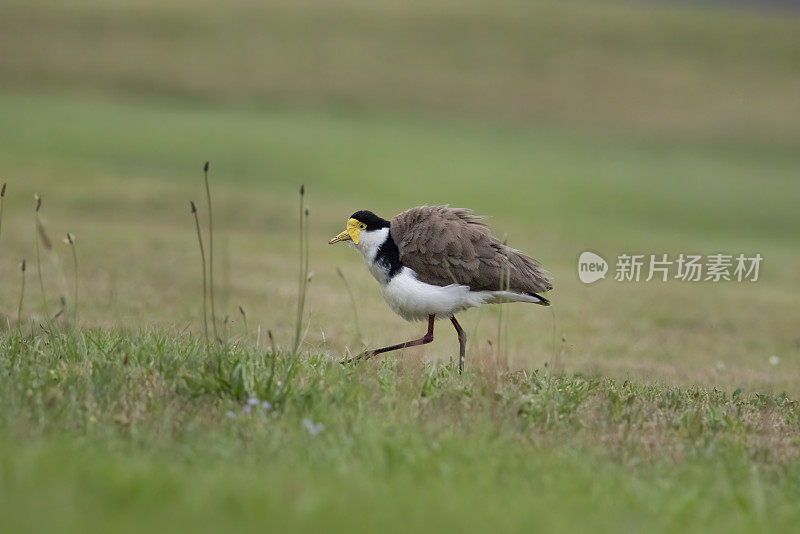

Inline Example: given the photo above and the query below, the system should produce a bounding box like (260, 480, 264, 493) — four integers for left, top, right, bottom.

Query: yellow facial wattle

(328, 218, 366, 245)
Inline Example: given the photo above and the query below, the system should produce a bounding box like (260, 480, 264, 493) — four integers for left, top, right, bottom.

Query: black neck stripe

(376, 230, 403, 278)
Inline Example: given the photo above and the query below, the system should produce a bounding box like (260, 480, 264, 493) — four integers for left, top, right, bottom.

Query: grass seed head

(21, 259, 26, 272)
(34, 194, 41, 212)
(190, 201, 197, 213)
(204, 161, 209, 172)
(1, 183, 6, 197)
(37, 222, 53, 250)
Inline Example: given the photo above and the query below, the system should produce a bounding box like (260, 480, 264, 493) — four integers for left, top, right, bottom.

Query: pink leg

(344, 315, 435, 364)
(450, 316, 466, 374)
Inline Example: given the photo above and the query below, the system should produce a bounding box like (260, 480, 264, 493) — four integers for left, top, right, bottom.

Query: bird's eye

(360, 224, 366, 229)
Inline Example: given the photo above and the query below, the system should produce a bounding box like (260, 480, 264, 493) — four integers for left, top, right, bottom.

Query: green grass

(1, 329, 799, 533)
(0, 91, 797, 392)
(1, 0, 800, 531)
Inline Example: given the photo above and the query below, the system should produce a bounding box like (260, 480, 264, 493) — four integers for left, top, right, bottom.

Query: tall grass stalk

(222, 236, 232, 315)
(292, 185, 310, 354)
(265, 345, 279, 399)
(17, 259, 26, 329)
(336, 267, 363, 345)
(548, 308, 559, 382)
(0, 183, 6, 241)
(190, 201, 209, 344)
(239, 306, 248, 338)
(495, 241, 513, 369)
(65, 233, 78, 323)
(34, 195, 50, 320)
(54, 297, 65, 320)
(203, 161, 219, 342)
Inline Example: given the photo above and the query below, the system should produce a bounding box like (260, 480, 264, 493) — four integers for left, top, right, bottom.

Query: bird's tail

(487, 291, 550, 306)
(528, 292, 550, 306)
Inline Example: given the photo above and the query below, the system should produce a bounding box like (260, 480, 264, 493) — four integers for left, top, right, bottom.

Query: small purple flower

(303, 418, 325, 436)
(226, 411, 236, 419)
(243, 405, 252, 414)
(248, 397, 259, 406)
(261, 401, 272, 411)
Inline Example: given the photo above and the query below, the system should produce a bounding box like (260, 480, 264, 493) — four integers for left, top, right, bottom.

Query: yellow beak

(328, 230, 351, 244)
(328, 218, 362, 245)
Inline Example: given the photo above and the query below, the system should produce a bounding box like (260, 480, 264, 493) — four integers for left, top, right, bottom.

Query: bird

(329, 205, 552, 373)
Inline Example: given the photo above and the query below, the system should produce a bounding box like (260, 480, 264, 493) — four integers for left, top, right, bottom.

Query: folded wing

(390, 206, 552, 297)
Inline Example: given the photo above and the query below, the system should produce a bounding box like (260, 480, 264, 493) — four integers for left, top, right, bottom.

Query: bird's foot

(340, 350, 375, 366)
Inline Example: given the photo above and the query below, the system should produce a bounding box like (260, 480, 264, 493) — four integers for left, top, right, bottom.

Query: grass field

(1, 0, 799, 532)
(3, 331, 800, 532)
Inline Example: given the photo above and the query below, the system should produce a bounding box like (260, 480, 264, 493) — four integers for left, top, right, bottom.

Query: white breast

(381, 267, 492, 321)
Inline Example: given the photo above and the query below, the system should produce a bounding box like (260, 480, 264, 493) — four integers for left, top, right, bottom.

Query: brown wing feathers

(390, 206, 552, 298)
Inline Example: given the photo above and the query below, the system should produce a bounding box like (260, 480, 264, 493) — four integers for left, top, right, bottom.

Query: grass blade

(203, 161, 219, 342)
(292, 185, 309, 354)
(17, 259, 26, 330)
(34, 194, 50, 320)
(65, 233, 78, 323)
(190, 201, 209, 345)
(0, 182, 6, 241)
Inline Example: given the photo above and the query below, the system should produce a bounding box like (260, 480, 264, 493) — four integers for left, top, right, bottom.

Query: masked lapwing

(329, 205, 552, 372)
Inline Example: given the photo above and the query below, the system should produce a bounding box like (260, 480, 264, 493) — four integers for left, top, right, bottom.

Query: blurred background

(1, 0, 798, 391)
